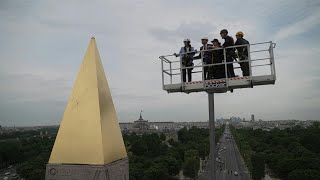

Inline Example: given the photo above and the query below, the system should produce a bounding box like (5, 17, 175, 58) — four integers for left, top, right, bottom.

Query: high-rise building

(251, 114, 255, 122)
(45, 37, 128, 180)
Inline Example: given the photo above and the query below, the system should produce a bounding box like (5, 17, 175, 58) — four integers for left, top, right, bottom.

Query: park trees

(231, 122, 320, 180)
(183, 149, 200, 180)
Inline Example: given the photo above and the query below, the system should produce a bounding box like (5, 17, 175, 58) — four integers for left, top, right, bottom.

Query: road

(199, 125, 250, 180)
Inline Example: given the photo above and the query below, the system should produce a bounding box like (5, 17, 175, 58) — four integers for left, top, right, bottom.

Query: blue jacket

(177, 46, 196, 57)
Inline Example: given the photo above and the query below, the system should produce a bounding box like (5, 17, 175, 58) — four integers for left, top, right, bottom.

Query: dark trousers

(226, 56, 235, 77)
(212, 65, 226, 79)
(239, 57, 250, 76)
(182, 68, 192, 82)
(203, 66, 209, 80)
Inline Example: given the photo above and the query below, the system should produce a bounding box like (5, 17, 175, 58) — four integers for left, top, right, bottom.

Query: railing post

(180, 56, 184, 90)
(201, 49, 205, 89)
(161, 57, 165, 90)
(223, 48, 229, 88)
(268, 42, 273, 76)
(247, 44, 253, 85)
(270, 41, 276, 80)
(169, 62, 172, 84)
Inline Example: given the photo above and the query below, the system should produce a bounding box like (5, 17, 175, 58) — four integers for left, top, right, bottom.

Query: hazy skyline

(0, 0, 320, 126)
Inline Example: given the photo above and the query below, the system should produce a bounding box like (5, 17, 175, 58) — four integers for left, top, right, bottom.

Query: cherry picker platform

(159, 41, 276, 93)
(159, 40, 276, 180)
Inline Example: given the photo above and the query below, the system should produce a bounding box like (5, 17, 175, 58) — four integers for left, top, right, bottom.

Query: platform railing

(159, 41, 276, 92)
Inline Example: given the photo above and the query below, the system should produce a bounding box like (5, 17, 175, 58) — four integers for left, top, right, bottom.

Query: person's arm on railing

(193, 47, 202, 59)
(174, 47, 183, 57)
(188, 47, 197, 57)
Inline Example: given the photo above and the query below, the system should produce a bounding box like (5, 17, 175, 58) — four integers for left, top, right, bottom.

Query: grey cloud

(0, 72, 71, 103)
(0, 99, 65, 126)
(0, 0, 36, 14)
(149, 22, 217, 43)
(0, 0, 320, 126)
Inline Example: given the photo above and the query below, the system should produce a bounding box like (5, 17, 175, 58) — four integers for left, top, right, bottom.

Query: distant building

(216, 118, 226, 125)
(120, 111, 157, 135)
(133, 111, 151, 130)
(230, 117, 242, 123)
(119, 111, 220, 140)
(251, 114, 255, 122)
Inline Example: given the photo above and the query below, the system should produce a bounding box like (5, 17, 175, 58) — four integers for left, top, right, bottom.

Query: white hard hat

(201, 37, 208, 40)
(183, 38, 191, 42)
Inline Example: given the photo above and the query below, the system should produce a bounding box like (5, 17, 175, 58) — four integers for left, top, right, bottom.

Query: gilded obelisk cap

(48, 38, 127, 165)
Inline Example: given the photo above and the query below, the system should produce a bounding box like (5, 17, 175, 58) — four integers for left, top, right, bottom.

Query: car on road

(234, 171, 238, 176)
(11, 173, 18, 179)
(4, 172, 11, 176)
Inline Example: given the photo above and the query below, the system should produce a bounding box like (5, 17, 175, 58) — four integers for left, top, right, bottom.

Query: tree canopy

(0, 125, 225, 180)
(231, 122, 320, 180)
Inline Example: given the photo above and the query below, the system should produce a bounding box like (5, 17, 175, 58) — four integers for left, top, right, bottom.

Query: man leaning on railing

(211, 39, 226, 79)
(235, 31, 250, 77)
(194, 37, 213, 80)
(174, 38, 196, 82)
(220, 29, 236, 78)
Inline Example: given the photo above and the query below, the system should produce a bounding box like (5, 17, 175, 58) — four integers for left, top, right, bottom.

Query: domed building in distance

(133, 111, 151, 131)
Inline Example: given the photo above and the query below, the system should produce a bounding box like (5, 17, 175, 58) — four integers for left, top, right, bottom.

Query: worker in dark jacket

(174, 38, 196, 82)
(235, 31, 250, 76)
(194, 37, 213, 80)
(220, 29, 236, 77)
(211, 39, 226, 79)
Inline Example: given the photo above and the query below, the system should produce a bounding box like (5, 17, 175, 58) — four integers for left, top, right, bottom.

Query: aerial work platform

(159, 40, 276, 180)
(159, 41, 276, 93)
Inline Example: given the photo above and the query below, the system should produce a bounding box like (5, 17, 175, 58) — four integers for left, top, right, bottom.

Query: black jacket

(194, 44, 213, 64)
(212, 46, 224, 64)
(180, 46, 195, 67)
(211, 45, 226, 78)
(222, 36, 235, 48)
(222, 36, 236, 59)
(235, 38, 249, 59)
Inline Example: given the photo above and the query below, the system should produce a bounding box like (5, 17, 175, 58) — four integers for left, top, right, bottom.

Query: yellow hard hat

(236, 31, 244, 37)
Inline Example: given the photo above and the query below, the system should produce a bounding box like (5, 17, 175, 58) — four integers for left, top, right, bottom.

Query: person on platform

(235, 31, 250, 76)
(174, 39, 196, 82)
(194, 37, 213, 80)
(211, 39, 226, 79)
(220, 29, 236, 77)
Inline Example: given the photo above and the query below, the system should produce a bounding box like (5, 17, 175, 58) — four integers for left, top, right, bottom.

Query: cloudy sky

(0, 0, 320, 126)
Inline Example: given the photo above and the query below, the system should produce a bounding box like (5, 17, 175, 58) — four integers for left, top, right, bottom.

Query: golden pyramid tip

(48, 37, 127, 165)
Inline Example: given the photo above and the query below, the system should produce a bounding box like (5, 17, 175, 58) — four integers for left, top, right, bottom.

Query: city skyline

(1, 0, 320, 126)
